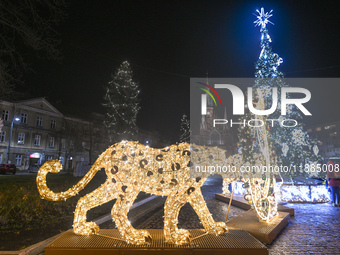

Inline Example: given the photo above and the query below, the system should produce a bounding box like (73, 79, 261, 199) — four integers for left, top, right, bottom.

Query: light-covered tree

(238, 8, 321, 176)
(103, 61, 141, 141)
(179, 114, 190, 143)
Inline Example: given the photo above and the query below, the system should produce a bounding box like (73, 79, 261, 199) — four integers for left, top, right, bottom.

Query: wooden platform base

(215, 193, 295, 216)
(227, 210, 290, 244)
(45, 229, 268, 255)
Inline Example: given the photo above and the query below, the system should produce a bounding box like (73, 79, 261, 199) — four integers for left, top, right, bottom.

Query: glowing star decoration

(253, 8, 274, 29)
(282, 143, 289, 157)
(313, 145, 319, 156)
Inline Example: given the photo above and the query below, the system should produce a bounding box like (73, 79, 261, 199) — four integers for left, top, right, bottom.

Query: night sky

(24, 0, 340, 142)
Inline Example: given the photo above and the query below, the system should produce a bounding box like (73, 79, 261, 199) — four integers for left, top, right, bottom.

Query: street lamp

(5, 116, 20, 163)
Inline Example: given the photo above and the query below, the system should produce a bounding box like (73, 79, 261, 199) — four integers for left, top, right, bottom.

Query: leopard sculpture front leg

(163, 184, 193, 245)
(188, 188, 227, 235)
(163, 179, 227, 245)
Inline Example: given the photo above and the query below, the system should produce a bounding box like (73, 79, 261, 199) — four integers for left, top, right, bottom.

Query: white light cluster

(226, 181, 330, 203)
(281, 184, 330, 203)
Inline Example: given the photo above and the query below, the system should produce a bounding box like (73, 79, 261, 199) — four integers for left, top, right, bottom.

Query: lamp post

(5, 116, 20, 163)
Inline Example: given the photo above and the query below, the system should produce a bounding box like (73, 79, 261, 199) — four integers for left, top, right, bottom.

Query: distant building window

(315, 127, 321, 131)
(210, 131, 221, 145)
(37, 117, 43, 127)
(51, 120, 56, 129)
(325, 125, 336, 130)
(0, 153, 2, 163)
(47, 155, 53, 161)
(61, 139, 66, 149)
(15, 154, 23, 166)
(34, 135, 41, 146)
(0, 131, 5, 143)
(49, 137, 55, 147)
(71, 124, 76, 131)
(18, 133, 25, 144)
(82, 141, 86, 147)
(59, 156, 64, 165)
(21, 113, 27, 124)
(83, 129, 87, 135)
(2, 110, 9, 121)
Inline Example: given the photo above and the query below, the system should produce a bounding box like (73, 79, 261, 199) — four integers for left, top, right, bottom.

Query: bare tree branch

(0, 0, 68, 98)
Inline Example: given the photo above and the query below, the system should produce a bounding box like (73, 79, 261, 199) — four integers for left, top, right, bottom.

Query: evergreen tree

(238, 8, 321, 175)
(103, 61, 140, 141)
(179, 114, 190, 143)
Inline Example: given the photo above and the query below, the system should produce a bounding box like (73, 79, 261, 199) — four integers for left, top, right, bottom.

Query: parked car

(0, 163, 17, 174)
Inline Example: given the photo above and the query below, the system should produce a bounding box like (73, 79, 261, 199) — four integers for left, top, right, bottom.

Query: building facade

(191, 81, 236, 155)
(0, 98, 99, 172)
(307, 121, 340, 162)
(0, 98, 167, 172)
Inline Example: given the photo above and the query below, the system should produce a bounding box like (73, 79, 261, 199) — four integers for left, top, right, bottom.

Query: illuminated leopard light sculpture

(37, 141, 245, 245)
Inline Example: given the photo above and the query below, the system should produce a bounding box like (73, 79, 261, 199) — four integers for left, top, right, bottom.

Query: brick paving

(98, 177, 340, 254)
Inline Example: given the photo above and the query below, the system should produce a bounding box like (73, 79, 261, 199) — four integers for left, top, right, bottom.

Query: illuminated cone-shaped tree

(179, 114, 190, 143)
(103, 61, 141, 142)
(238, 8, 321, 177)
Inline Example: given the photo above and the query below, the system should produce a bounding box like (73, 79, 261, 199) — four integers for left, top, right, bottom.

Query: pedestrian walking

(327, 161, 340, 207)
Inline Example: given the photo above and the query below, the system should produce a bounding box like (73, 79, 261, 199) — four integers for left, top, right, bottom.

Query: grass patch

(0, 171, 150, 250)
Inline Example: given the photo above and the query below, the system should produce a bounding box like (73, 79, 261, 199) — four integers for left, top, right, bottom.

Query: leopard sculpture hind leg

(73, 180, 118, 235)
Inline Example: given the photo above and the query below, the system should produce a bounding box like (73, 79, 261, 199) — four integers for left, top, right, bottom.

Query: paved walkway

(268, 202, 340, 254)
(100, 177, 340, 254)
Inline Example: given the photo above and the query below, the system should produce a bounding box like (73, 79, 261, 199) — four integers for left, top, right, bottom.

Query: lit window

(2, 110, 9, 121)
(0, 131, 5, 143)
(15, 154, 23, 166)
(18, 133, 25, 144)
(315, 127, 321, 131)
(37, 117, 43, 127)
(49, 137, 55, 147)
(34, 135, 41, 146)
(51, 120, 56, 129)
(59, 156, 64, 165)
(21, 113, 27, 124)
